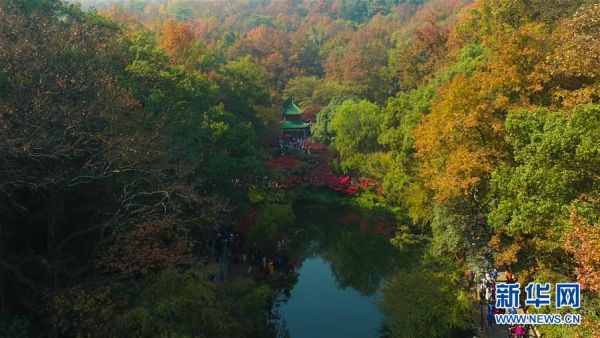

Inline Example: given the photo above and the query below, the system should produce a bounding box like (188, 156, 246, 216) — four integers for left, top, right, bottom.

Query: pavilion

(281, 102, 310, 137)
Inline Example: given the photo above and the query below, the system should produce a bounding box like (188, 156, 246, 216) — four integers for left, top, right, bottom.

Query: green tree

(489, 105, 600, 272)
(312, 97, 344, 143)
(113, 268, 277, 337)
(381, 271, 471, 338)
(329, 100, 383, 172)
(218, 55, 270, 120)
(250, 203, 296, 255)
(283, 75, 321, 107)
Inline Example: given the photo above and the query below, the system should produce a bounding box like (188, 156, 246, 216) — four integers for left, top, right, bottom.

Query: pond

(274, 204, 409, 338)
(279, 256, 383, 338)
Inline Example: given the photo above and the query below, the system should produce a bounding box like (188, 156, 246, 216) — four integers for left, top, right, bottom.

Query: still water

(280, 256, 383, 338)
(276, 205, 401, 338)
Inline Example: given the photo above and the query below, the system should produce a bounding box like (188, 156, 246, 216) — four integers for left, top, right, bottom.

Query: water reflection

(279, 256, 383, 338)
(276, 204, 410, 338)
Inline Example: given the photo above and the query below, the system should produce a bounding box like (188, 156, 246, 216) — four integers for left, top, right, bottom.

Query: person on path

(479, 284, 486, 303)
(514, 325, 525, 337)
(485, 273, 493, 286)
(487, 308, 495, 328)
(492, 268, 498, 280)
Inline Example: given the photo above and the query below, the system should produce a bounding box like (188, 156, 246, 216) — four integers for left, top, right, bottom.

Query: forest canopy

(1, 0, 599, 337)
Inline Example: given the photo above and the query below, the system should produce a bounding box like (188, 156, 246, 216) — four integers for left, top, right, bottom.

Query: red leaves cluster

(268, 146, 376, 196)
(303, 161, 349, 192)
(266, 144, 379, 195)
(304, 141, 328, 153)
(346, 185, 358, 195)
(277, 166, 342, 190)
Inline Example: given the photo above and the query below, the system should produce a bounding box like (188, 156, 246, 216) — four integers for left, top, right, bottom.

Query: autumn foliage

(3, 0, 600, 336)
(566, 211, 600, 293)
(97, 220, 191, 278)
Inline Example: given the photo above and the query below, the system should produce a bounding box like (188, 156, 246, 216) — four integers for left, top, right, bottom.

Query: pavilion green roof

(281, 120, 310, 130)
(282, 103, 303, 116)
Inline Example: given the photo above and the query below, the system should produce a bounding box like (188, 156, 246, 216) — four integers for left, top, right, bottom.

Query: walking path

(471, 272, 539, 338)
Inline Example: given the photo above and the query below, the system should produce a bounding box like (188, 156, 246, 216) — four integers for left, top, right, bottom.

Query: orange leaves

(565, 211, 600, 293)
(228, 24, 297, 90)
(486, 23, 550, 105)
(159, 19, 200, 67)
(412, 74, 503, 203)
(494, 242, 521, 268)
(388, 0, 461, 91)
(324, 16, 397, 101)
(411, 21, 555, 204)
(536, 4, 600, 109)
(564, 210, 600, 335)
(97, 219, 191, 278)
(161, 19, 195, 56)
(322, 18, 387, 92)
(100, 3, 142, 29)
(547, 4, 600, 79)
(438, 148, 493, 197)
(187, 18, 215, 41)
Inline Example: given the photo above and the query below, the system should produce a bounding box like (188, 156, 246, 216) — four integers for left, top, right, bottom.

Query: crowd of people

(207, 223, 301, 283)
(471, 268, 530, 337)
(274, 136, 310, 157)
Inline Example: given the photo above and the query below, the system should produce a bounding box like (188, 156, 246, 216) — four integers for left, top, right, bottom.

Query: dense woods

(1, 0, 599, 337)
